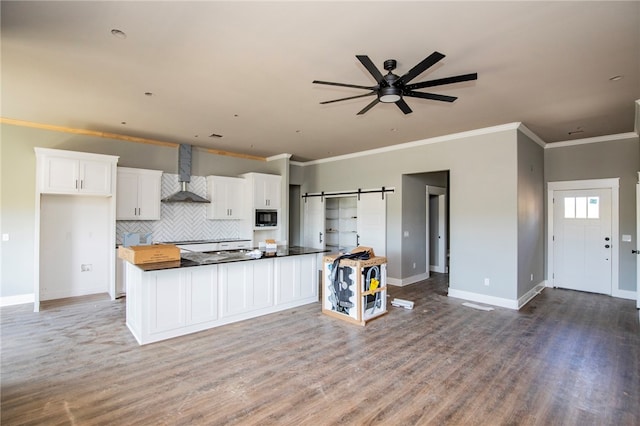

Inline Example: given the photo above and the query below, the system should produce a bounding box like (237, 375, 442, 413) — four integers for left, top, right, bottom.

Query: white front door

(553, 188, 612, 294)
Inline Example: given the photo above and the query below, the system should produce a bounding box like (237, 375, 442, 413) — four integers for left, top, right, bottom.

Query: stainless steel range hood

(162, 144, 210, 203)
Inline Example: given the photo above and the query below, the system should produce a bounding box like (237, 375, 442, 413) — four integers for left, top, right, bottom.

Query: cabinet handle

(75, 179, 79, 189)
(81, 180, 84, 189)
(357, 234, 360, 245)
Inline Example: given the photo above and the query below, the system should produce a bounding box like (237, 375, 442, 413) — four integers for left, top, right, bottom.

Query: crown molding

(545, 132, 638, 149)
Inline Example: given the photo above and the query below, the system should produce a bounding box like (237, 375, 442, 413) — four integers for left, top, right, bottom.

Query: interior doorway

(426, 186, 447, 274)
(289, 185, 301, 246)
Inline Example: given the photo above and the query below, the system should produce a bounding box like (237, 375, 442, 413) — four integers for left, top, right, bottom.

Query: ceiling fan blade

(357, 98, 380, 115)
(356, 55, 385, 84)
(405, 73, 478, 90)
(404, 91, 457, 103)
(320, 92, 377, 105)
(395, 99, 413, 114)
(313, 80, 377, 90)
(395, 51, 445, 86)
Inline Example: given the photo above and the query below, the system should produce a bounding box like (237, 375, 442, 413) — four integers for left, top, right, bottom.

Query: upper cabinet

(35, 148, 118, 196)
(116, 167, 163, 220)
(206, 176, 245, 220)
(243, 173, 281, 210)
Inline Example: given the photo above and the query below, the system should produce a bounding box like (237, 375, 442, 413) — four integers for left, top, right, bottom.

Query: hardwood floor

(2, 274, 639, 425)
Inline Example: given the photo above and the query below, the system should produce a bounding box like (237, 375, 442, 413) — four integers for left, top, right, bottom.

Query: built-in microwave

(255, 209, 278, 227)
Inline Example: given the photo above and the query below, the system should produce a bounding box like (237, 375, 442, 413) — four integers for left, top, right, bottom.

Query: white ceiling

(2, 1, 639, 161)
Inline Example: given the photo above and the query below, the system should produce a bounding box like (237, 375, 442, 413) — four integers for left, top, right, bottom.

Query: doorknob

(633, 249, 639, 254)
(604, 237, 610, 241)
(605, 244, 610, 248)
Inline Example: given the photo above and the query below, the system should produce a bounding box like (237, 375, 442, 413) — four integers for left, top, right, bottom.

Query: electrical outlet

(484, 278, 490, 286)
(530, 273, 534, 281)
(81, 264, 92, 272)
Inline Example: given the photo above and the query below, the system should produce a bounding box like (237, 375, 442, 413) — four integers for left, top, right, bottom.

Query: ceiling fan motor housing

(383, 59, 397, 71)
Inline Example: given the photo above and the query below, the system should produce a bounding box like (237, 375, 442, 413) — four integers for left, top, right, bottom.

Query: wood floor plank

(2, 274, 639, 425)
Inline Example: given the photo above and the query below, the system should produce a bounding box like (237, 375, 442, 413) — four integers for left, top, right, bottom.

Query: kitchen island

(124, 247, 327, 345)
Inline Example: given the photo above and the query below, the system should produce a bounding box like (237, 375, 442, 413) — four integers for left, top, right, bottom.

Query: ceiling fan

(313, 51, 477, 115)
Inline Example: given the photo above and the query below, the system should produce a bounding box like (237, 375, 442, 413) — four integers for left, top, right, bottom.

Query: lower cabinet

(125, 254, 318, 345)
(219, 259, 274, 318)
(126, 263, 219, 344)
(274, 255, 318, 307)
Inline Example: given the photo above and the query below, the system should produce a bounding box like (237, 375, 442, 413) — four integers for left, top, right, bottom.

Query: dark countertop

(131, 246, 329, 272)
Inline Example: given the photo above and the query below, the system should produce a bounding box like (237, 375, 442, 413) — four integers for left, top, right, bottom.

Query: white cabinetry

(218, 240, 251, 250)
(126, 263, 218, 344)
(116, 167, 162, 220)
(37, 149, 114, 195)
(125, 253, 318, 345)
(219, 259, 274, 318)
(206, 176, 245, 219)
(275, 255, 318, 307)
(243, 173, 281, 209)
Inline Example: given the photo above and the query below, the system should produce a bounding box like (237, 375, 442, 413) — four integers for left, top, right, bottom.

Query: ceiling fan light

(379, 86, 401, 103)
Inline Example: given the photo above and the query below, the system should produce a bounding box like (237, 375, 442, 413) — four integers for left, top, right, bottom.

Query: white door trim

(547, 178, 621, 297)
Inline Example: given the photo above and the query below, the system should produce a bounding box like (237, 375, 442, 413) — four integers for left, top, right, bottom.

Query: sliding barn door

(357, 193, 387, 256)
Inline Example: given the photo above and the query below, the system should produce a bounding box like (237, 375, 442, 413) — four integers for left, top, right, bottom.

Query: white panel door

(357, 193, 387, 256)
(553, 189, 612, 294)
(303, 196, 325, 250)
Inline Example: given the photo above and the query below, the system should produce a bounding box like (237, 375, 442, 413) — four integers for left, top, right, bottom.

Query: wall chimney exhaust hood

(162, 144, 210, 203)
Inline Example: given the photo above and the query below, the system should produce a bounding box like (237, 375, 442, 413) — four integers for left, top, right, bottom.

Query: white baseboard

(0, 293, 35, 307)
(518, 282, 546, 309)
(387, 272, 430, 287)
(448, 288, 519, 310)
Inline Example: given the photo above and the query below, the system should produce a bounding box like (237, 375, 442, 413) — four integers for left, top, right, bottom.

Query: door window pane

(564, 197, 575, 218)
(587, 196, 599, 219)
(575, 197, 587, 218)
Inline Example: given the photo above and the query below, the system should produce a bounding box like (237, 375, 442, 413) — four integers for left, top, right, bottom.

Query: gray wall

(0, 124, 284, 298)
(544, 136, 639, 291)
(517, 132, 545, 298)
(301, 128, 522, 302)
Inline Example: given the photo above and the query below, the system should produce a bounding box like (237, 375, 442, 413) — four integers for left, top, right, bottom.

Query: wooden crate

(322, 254, 387, 325)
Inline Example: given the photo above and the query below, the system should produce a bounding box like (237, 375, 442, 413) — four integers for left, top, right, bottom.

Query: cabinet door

(187, 267, 218, 325)
(79, 160, 112, 195)
(148, 270, 186, 334)
(254, 175, 281, 209)
(219, 263, 250, 317)
(136, 173, 161, 220)
(275, 256, 317, 306)
(116, 171, 139, 219)
(42, 156, 79, 193)
(207, 176, 245, 219)
(250, 259, 274, 310)
(225, 178, 245, 219)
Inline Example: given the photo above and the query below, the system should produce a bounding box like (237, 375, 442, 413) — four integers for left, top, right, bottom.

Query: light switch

(403, 231, 409, 237)
(622, 234, 632, 242)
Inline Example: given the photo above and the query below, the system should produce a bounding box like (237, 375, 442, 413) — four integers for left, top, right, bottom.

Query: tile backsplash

(116, 173, 242, 244)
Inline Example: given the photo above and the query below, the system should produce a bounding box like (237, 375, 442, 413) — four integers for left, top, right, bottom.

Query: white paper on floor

(462, 302, 494, 311)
